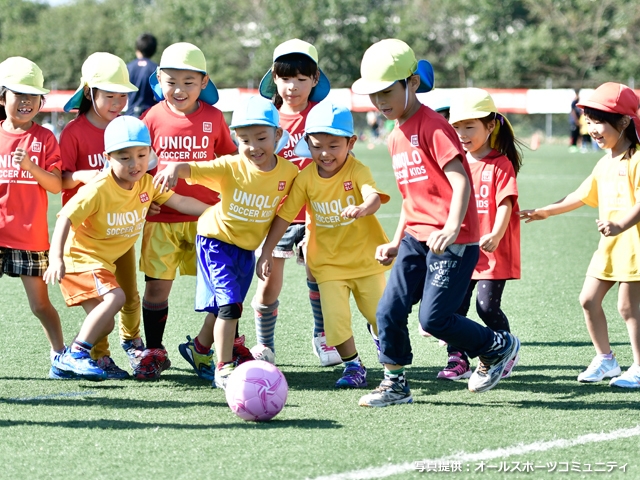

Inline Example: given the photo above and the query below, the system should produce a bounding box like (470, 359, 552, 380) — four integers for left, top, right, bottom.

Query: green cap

(0, 57, 49, 95)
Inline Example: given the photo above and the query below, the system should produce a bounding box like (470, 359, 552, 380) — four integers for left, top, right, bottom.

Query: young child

(153, 95, 298, 389)
(439, 88, 522, 380)
(126, 33, 159, 117)
(253, 38, 340, 366)
(520, 82, 640, 388)
(140, 42, 239, 380)
(60, 52, 141, 379)
(0, 57, 65, 378)
(351, 39, 521, 407)
(256, 100, 390, 387)
(45, 116, 210, 381)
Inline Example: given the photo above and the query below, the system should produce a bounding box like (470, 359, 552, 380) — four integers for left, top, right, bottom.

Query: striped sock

(71, 340, 93, 353)
(307, 280, 324, 336)
(251, 298, 279, 352)
(384, 366, 406, 385)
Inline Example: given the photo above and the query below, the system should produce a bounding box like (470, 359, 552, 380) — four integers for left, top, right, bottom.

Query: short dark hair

(136, 33, 158, 58)
(271, 53, 319, 109)
(583, 106, 639, 158)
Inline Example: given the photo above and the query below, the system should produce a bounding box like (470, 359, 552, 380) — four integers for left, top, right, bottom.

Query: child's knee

(618, 300, 639, 321)
(579, 291, 599, 312)
(29, 299, 54, 319)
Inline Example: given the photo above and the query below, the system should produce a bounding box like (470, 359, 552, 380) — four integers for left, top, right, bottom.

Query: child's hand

(341, 204, 367, 219)
(146, 202, 162, 217)
(518, 209, 549, 222)
(256, 253, 274, 280)
(427, 227, 458, 255)
(43, 259, 65, 285)
(480, 233, 501, 253)
(153, 165, 179, 192)
(12, 148, 34, 172)
(596, 219, 623, 237)
(375, 243, 398, 266)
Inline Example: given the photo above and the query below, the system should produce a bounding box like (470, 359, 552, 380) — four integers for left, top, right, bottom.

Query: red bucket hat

(577, 82, 640, 139)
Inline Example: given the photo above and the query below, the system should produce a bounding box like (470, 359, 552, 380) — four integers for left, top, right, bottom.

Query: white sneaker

(250, 344, 276, 365)
(577, 354, 621, 382)
(609, 364, 640, 388)
(312, 332, 342, 367)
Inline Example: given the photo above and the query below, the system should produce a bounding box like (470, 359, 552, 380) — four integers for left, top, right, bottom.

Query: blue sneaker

(468, 332, 520, 393)
(335, 361, 367, 388)
(179, 335, 215, 381)
(97, 356, 130, 380)
(48, 365, 74, 380)
(578, 354, 621, 382)
(359, 377, 413, 407)
(54, 348, 107, 381)
(121, 337, 145, 369)
(609, 364, 640, 388)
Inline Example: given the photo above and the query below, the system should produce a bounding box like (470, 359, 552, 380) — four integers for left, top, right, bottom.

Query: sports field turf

(0, 142, 638, 479)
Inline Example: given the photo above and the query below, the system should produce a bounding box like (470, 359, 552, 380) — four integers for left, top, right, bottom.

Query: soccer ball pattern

(225, 360, 288, 421)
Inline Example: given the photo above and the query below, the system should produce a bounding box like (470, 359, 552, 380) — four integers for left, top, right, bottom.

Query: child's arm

(480, 197, 512, 253)
(13, 147, 62, 194)
(256, 216, 292, 280)
(375, 205, 407, 266)
(596, 203, 640, 237)
(162, 193, 211, 217)
(341, 192, 382, 219)
(43, 215, 72, 284)
(153, 163, 192, 192)
(427, 157, 469, 255)
(518, 193, 585, 222)
(61, 170, 101, 190)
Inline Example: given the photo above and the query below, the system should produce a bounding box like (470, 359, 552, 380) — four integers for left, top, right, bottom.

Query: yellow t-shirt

(278, 154, 391, 283)
(187, 154, 298, 251)
(61, 171, 174, 274)
(574, 148, 640, 281)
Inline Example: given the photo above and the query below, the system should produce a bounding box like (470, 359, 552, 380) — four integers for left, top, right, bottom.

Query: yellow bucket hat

(351, 39, 434, 95)
(448, 88, 514, 147)
(149, 42, 219, 105)
(64, 52, 137, 112)
(0, 57, 49, 95)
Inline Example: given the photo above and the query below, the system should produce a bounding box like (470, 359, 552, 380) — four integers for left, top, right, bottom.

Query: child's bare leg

(21, 275, 64, 351)
(196, 313, 216, 347)
(77, 289, 126, 345)
(335, 336, 356, 359)
(618, 282, 640, 365)
(579, 276, 615, 354)
(214, 318, 238, 364)
(255, 258, 285, 305)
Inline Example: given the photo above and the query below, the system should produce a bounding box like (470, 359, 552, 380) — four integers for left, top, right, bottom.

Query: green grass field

(1, 142, 638, 480)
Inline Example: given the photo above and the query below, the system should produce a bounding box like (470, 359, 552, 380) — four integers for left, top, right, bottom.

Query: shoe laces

(344, 362, 364, 377)
(445, 354, 467, 372)
(476, 356, 492, 375)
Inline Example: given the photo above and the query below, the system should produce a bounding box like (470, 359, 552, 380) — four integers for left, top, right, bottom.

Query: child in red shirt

(438, 88, 523, 381)
(0, 57, 65, 378)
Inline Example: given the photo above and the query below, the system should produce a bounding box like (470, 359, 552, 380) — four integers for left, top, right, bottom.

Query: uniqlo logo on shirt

(278, 181, 286, 191)
(139, 192, 150, 203)
(203, 122, 212, 133)
(343, 181, 353, 191)
(482, 171, 492, 182)
(31, 142, 42, 153)
(410, 135, 419, 147)
(619, 165, 628, 176)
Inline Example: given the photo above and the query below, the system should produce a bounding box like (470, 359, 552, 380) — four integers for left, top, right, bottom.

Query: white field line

(310, 425, 640, 480)
(376, 212, 596, 218)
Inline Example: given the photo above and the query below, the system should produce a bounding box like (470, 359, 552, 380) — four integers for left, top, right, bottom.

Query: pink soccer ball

(225, 360, 288, 421)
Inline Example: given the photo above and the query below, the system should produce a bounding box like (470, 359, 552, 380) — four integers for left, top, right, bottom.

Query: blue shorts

(195, 235, 255, 316)
(273, 223, 305, 258)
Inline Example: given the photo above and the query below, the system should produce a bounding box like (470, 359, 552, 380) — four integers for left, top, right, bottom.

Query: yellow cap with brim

(64, 52, 137, 112)
(149, 42, 219, 105)
(0, 57, 49, 95)
(351, 39, 434, 95)
(449, 88, 514, 147)
(258, 38, 330, 103)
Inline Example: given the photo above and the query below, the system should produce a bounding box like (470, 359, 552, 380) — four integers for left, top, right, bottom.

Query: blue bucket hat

(149, 42, 219, 105)
(104, 115, 151, 154)
(293, 100, 354, 158)
(230, 96, 290, 153)
(259, 39, 330, 103)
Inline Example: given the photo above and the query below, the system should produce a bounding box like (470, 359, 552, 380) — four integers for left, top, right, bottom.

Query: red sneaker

(232, 335, 254, 366)
(133, 348, 171, 380)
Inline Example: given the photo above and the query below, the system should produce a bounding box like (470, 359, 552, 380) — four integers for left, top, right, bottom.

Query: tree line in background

(1, 0, 639, 91)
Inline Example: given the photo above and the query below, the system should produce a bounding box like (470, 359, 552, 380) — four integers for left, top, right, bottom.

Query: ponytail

(479, 113, 523, 175)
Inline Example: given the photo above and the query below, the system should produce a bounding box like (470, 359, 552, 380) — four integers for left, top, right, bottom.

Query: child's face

(368, 79, 417, 123)
(106, 146, 150, 190)
(307, 133, 356, 178)
(585, 115, 625, 151)
(1, 90, 41, 126)
(234, 125, 282, 172)
(452, 118, 494, 154)
(273, 73, 318, 112)
(88, 88, 128, 122)
(158, 69, 208, 115)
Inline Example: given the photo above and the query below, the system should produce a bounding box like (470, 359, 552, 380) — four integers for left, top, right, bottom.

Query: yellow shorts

(140, 221, 198, 280)
(60, 269, 119, 307)
(318, 272, 386, 347)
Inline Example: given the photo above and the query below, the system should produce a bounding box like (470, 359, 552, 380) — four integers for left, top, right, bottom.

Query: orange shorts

(60, 269, 120, 307)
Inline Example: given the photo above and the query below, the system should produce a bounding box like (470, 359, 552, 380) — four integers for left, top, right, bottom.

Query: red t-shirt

(142, 100, 237, 223)
(387, 105, 479, 244)
(59, 114, 107, 205)
(277, 101, 317, 223)
(0, 122, 61, 251)
(468, 150, 520, 280)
